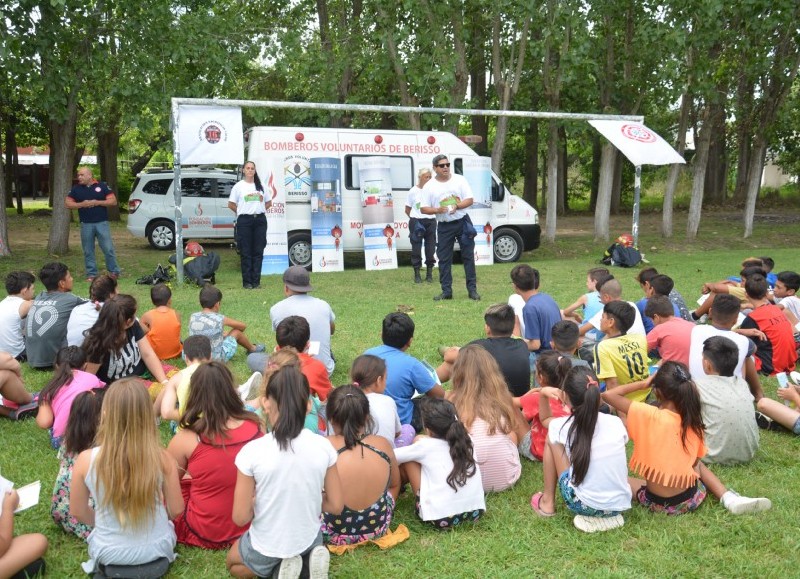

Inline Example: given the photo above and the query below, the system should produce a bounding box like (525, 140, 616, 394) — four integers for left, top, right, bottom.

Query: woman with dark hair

(167, 362, 263, 549)
(228, 161, 272, 289)
(322, 385, 400, 545)
(82, 294, 172, 405)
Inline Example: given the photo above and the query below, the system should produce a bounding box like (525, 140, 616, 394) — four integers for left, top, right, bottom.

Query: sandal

(530, 492, 556, 518)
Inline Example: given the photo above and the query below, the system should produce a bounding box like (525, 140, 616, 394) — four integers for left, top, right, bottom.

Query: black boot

(425, 266, 433, 283)
(414, 268, 422, 284)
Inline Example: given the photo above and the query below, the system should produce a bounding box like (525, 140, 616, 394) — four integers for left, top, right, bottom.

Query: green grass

(0, 209, 798, 577)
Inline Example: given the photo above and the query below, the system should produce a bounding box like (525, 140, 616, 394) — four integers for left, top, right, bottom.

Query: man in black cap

(421, 154, 480, 301)
(266, 265, 336, 376)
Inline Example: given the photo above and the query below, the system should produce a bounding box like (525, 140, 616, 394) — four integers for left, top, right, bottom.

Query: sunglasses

(436, 163, 451, 168)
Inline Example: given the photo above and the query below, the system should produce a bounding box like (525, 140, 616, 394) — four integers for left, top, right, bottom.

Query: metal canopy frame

(170, 98, 645, 283)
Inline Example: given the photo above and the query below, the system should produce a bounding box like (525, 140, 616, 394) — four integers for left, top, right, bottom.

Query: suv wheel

(287, 232, 312, 269)
(147, 220, 176, 250)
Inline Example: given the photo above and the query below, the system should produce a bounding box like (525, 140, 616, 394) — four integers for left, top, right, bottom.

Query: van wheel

(147, 220, 176, 250)
(288, 232, 312, 269)
(493, 228, 523, 263)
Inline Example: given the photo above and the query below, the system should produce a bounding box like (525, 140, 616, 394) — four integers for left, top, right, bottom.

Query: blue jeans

(80, 221, 120, 277)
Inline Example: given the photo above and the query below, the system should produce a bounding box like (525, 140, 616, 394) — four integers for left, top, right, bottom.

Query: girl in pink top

(448, 345, 527, 492)
(36, 346, 105, 448)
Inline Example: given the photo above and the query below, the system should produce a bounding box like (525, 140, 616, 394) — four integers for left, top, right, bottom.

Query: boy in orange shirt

(140, 284, 182, 360)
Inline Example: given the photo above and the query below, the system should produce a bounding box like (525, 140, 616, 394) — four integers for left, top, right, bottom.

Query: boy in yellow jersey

(594, 301, 650, 413)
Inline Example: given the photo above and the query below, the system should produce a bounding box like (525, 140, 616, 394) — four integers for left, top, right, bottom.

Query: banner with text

(309, 157, 344, 273)
(358, 157, 397, 271)
(463, 156, 494, 265)
(177, 106, 244, 165)
(261, 158, 289, 275)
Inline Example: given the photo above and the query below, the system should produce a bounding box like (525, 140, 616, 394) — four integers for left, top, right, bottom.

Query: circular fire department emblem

(621, 124, 656, 143)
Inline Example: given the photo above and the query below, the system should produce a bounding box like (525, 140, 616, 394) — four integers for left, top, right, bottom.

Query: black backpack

(609, 244, 642, 268)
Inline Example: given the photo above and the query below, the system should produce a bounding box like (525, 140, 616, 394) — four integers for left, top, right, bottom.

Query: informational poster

(462, 156, 494, 266)
(358, 157, 397, 271)
(177, 105, 244, 165)
(260, 158, 289, 275)
(309, 157, 344, 273)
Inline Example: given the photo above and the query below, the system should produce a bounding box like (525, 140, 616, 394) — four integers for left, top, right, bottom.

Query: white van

(127, 128, 541, 266)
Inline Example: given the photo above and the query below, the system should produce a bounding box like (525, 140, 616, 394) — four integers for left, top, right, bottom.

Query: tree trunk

(733, 131, 751, 202)
(743, 137, 767, 238)
(663, 91, 691, 237)
(544, 121, 559, 242)
(557, 125, 567, 214)
(540, 151, 548, 211)
(594, 142, 616, 242)
(469, 26, 488, 156)
(610, 152, 622, 215)
(3, 124, 14, 209)
(703, 100, 727, 205)
(129, 133, 169, 176)
(522, 119, 539, 211)
(687, 106, 712, 239)
(47, 97, 79, 255)
(97, 127, 121, 221)
(0, 149, 11, 256)
(590, 134, 600, 212)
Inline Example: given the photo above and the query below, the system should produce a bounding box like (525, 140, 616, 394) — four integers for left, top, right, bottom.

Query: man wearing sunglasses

(421, 154, 480, 301)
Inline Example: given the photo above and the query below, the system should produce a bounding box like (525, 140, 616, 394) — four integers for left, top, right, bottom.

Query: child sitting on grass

(140, 283, 182, 361)
(530, 366, 631, 533)
(322, 385, 400, 546)
(36, 346, 105, 448)
(593, 301, 651, 410)
(694, 336, 759, 465)
(71, 378, 184, 574)
(394, 398, 485, 529)
(755, 376, 800, 435)
(0, 487, 48, 578)
(516, 351, 574, 462)
(602, 361, 771, 516)
(51, 388, 105, 540)
(0, 270, 35, 361)
(561, 267, 609, 325)
(645, 295, 695, 366)
(160, 335, 212, 423)
(189, 284, 264, 362)
(351, 354, 415, 448)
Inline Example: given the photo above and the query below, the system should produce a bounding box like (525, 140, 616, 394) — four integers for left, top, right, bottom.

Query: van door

(213, 177, 237, 238)
(181, 177, 217, 238)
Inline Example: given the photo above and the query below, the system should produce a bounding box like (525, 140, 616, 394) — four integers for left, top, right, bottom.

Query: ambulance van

(128, 127, 541, 267)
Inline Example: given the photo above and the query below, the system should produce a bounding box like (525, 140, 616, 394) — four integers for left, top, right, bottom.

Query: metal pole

(170, 101, 185, 284)
(632, 165, 641, 248)
(171, 98, 644, 123)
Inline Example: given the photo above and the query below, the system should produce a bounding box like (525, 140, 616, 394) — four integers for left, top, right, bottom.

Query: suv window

(217, 178, 235, 199)
(182, 178, 215, 198)
(142, 178, 171, 196)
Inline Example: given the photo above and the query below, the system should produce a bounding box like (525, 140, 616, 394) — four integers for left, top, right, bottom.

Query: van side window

(142, 179, 171, 196)
(453, 159, 463, 175)
(182, 178, 214, 198)
(344, 155, 413, 190)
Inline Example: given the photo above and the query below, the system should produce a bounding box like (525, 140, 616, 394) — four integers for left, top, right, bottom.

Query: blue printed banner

(309, 157, 344, 273)
(462, 156, 494, 266)
(358, 157, 397, 271)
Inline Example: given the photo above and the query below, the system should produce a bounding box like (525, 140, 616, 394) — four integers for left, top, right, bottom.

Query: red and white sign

(589, 120, 684, 166)
(178, 105, 244, 165)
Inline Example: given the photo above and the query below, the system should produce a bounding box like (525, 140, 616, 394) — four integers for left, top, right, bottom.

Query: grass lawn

(0, 207, 798, 577)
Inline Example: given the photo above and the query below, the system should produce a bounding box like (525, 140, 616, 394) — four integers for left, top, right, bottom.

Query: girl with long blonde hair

(448, 344, 527, 492)
(71, 378, 184, 573)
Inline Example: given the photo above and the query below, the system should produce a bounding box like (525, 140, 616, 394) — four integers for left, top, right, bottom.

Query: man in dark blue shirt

(65, 167, 120, 281)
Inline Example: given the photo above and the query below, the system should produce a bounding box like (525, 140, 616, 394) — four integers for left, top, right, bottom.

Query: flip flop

(530, 492, 556, 518)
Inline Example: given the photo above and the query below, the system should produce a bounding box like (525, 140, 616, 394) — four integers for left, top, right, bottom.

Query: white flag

(588, 120, 685, 166)
(177, 105, 244, 165)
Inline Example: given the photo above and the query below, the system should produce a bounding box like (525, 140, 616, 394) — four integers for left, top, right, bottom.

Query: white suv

(127, 168, 238, 249)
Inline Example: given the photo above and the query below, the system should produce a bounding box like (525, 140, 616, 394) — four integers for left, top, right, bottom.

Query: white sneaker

(308, 545, 330, 579)
(723, 491, 772, 515)
(238, 371, 262, 402)
(277, 555, 302, 579)
(573, 514, 624, 533)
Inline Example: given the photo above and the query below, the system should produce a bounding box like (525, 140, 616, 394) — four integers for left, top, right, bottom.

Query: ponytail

(254, 171, 264, 194)
(327, 385, 374, 449)
(653, 362, 705, 451)
(536, 351, 574, 388)
(561, 366, 602, 486)
(265, 366, 309, 451)
(420, 398, 477, 491)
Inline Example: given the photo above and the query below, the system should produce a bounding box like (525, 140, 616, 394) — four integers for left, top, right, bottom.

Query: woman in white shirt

(228, 161, 272, 290)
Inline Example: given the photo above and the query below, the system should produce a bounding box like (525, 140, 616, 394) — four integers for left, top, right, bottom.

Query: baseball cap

(283, 265, 313, 293)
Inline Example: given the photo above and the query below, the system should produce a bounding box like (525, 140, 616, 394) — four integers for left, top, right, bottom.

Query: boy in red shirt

(645, 295, 695, 366)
